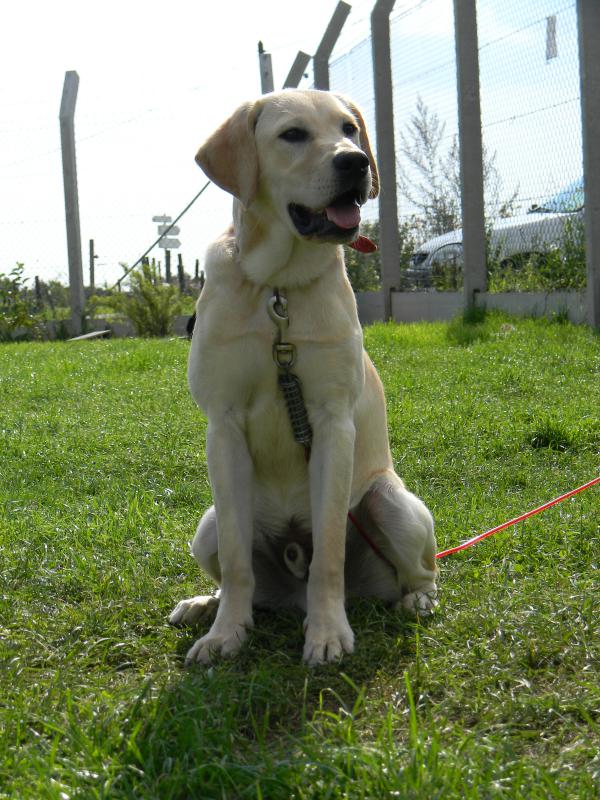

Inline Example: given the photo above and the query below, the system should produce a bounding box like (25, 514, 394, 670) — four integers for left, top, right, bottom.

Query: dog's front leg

(185, 413, 254, 665)
(304, 416, 355, 665)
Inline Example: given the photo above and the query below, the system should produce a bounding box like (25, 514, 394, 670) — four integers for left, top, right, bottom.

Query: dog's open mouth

(288, 189, 364, 241)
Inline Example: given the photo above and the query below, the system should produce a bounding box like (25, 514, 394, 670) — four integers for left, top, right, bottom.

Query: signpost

(153, 215, 181, 281)
(158, 224, 180, 236)
(153, 216, 181, 248)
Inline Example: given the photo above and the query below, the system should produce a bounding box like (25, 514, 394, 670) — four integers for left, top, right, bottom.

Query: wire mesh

(327, 0, 585, 291)
(0, 91, 229, 296)
(330, 31, 378, 225)
(1, 1, 589, 310)
(477, 0, 584, 287)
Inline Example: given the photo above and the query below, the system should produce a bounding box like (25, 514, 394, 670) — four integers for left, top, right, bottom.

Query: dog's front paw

(400, 586, 438, 616)
(184, 621, 249, 665)
(169, 594, 219, 626)
(303, 612, 355, 666)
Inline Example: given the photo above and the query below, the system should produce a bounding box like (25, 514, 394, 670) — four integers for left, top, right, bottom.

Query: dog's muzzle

(288, 152, 371, 242)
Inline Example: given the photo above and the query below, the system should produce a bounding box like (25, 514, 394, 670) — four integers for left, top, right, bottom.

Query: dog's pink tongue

(325, 203, 361, 229)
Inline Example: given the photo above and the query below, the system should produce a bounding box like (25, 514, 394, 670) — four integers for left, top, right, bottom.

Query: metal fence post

(371, 0, 399, 321)
(454, 0, 487, 309)
(313, 1, 351, 90)
(577, 0, 600, 328)
(59, 71, 85, 336)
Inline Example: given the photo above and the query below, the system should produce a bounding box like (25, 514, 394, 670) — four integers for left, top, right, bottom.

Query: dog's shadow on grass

(121, 601, 432, 793)
(168, 597, 430, 712)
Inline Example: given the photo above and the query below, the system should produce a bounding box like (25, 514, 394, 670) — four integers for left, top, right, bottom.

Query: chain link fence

(329, 0, 587, 296)
(0, 81, 237, 299)
(2, 0, 597, 330)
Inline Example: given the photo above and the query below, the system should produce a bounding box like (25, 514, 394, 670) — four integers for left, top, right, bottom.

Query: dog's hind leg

(360, 472, 438, 614)
(168, 506, 221, 626)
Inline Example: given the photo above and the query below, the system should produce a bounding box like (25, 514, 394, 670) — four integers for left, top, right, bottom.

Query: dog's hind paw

(168, 594, 219, 626)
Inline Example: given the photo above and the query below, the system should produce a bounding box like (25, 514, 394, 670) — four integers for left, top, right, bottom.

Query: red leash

(348, 509, 397, 572)
(435, 476, 600, 559)
(310, 431, 598, 565)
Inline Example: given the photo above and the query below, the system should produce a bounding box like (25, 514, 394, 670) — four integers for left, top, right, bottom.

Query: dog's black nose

(333, 151, 369, 178)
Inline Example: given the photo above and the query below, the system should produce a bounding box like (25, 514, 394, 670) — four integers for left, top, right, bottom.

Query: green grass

(0, 314, 599, 799)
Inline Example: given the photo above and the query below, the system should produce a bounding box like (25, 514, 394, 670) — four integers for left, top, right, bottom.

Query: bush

(89, 262, 184, 337)
(426, 218, 586, 293)
(345, 220, 417, 292)
(0, 264, 38, 341)
(488, 218, 586, 292)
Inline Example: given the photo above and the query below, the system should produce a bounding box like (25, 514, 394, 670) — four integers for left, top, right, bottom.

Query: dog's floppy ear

(195, 101, 261, 207)
(335, 95, 379, 199)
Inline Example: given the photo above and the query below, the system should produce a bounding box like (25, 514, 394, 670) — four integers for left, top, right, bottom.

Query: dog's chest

(192, 282, 360, 404)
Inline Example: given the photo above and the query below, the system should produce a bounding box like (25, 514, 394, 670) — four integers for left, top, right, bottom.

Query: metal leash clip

(267, 291, 289, 333)
(268, 290, 296, 369)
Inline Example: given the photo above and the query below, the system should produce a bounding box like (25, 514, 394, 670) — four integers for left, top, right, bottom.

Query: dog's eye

(342, 122, 358, 137)
(279, 128, 309, 143)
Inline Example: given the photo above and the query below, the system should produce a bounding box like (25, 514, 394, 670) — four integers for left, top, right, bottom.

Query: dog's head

(195, 90, 379, 246)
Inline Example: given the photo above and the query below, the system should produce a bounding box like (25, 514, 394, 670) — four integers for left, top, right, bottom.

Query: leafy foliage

(0, 264, 38, 341)
(487, 218, 587, 292)
(423, 218, 587, 293)
(345, 220, 418, 292)
(398, 97, 519, 239)
(90, 261, 185, 336)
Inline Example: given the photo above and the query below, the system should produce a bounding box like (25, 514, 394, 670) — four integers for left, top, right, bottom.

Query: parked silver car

(406, 178, 584, 287)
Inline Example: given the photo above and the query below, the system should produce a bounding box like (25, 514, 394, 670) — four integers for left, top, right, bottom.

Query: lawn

(0, 314, 598, 799)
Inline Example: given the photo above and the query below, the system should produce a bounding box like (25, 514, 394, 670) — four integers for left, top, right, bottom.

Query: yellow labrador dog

(169, 90, 438, 665)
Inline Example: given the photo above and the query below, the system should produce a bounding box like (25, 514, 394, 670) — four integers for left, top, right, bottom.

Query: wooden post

(371, 0, 400, 321)
(454, 0, 487, 309)
(165, 249, 171, 283)
(34, 276, 42, 310)
(313, 2, 351, 90)
(577, 0, 600, 328)
(177, 253, 185, 292)
(89, 239, 95, 291)
(59, 71, 85, 335)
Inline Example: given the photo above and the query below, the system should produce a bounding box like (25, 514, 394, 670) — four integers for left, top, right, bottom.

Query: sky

(0, 0, 377, 286)
(1, 0, 584, 287)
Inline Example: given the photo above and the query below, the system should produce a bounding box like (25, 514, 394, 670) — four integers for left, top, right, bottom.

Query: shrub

(0, 264, 38, 341)
(487, 218, 586, 292)
(430, 218, 586, 293)
(89, 262, 184, 337)
(345, 220, 417, 292)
